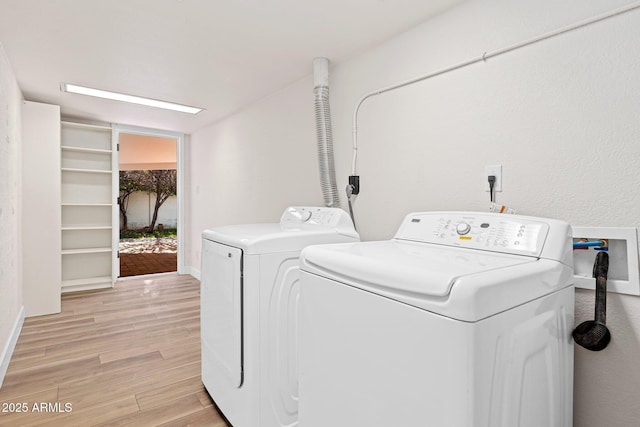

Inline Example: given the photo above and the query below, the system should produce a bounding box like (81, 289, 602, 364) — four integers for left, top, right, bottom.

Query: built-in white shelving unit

(61, 121, 116, 293)
(22, 101, 62, 316)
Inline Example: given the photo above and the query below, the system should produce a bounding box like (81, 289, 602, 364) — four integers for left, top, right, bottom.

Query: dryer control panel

(280, 207, 357, 234)
(394, 212, 561, 258)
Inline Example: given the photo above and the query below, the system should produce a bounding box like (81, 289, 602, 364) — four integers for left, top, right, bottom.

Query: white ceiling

(0, 0, 462, 134)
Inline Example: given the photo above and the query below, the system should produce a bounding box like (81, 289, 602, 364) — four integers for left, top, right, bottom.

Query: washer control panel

(394, 212, 550, 257)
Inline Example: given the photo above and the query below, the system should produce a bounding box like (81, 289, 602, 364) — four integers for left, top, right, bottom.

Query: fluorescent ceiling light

(61, 83, 203, 114)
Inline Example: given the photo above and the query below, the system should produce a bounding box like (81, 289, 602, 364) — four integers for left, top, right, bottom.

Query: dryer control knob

(456, 222, 471, 235)
(300, 211, 312, 222)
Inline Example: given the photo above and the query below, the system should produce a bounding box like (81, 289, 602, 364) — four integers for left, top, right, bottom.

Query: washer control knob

(456, 222, 471, 235)
(300, 211, 312, 222)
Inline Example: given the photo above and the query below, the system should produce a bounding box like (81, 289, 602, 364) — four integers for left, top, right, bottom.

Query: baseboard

(0, 305, 24, 388)
(188, 266, 201, 281)
(117, 271, 178, 282)
(61, 282, 112, 294)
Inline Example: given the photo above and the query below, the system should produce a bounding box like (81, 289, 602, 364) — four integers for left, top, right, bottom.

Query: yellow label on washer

(459, 236, 472, 240)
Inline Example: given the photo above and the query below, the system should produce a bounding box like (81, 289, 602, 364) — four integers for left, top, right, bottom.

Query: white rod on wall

(350, 1, 640, 176)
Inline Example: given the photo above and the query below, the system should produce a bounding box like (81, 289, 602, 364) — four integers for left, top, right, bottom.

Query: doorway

(113, 126, 185, 278)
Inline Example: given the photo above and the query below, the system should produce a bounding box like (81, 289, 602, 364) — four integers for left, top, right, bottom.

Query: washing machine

(200, 206, 359, 427)
(298, 211, 574, 427)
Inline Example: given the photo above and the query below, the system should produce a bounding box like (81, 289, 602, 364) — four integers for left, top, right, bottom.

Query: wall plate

(572, 226, 639, 295)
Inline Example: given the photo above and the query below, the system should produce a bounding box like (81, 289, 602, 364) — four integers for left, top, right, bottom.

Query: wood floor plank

(57, 348, 200, 401)
(0, 273, 229, 427)
(20, 317, 96, 336)
(158, 336, 200, 360)
(20, 313, 94, 329)
(196, 389, 216, 408)
(131, 314, 200, 332)
(157, 405, 229, 427)
(15, 322, 136, 350)
(0, 356, 101, 399)
(59, 361, 201, 408)
(98, 344, 163, 365)
(135, 375, 205, 410)
(7, 347, 46, 363)
(91, 301, 198, 325)
(96, 394, 203, 427)
(43, 323, 192, 359)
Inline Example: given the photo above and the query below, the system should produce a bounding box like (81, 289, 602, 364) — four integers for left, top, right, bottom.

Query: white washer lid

(301, 240, 573, 321)
(202, 207, 358, 254)
(202, 223, 358, 254)
(301, 240, 534, 298)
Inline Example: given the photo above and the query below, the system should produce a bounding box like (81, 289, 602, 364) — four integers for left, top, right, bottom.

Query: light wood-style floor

(0, 274, 231, 427)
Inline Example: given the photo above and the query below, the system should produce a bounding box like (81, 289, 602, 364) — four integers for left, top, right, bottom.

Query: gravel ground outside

(119, 236, 177, 254)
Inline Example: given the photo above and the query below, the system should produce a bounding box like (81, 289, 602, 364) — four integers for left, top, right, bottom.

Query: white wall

(187, 1, 640, 425)
(123, 192, 177, 229)
(21, 101, 61, 317)
(0, 44, 24, 387)
(188, 81, 321, 270)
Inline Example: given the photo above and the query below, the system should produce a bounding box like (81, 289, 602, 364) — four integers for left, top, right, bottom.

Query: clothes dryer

(299, 211, 574, 427)
(200, 207, 358, 427)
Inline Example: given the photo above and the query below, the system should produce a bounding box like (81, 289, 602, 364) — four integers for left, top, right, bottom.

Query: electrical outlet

(485, 165, 502, 192)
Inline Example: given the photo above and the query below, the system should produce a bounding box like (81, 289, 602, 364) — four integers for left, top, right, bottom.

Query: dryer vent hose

(314, 58, 340, 208)
(572, 251, 611, 351)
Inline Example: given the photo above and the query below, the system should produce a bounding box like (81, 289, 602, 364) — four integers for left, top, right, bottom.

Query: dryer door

(201, 239, 243, 387)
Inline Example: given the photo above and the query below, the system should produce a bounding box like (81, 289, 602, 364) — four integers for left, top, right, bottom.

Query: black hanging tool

(572, 251, 611, 351)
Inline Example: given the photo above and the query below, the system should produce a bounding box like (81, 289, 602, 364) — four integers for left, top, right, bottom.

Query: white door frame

(112, 124, 186, 277)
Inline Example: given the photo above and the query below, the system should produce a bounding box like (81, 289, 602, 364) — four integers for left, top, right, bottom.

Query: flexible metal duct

(313, 58, 340, 208)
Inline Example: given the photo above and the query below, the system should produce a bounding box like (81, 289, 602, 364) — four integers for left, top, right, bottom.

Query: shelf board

(61, 145, 112, 154)
(61, 276, 113, 293)
(61, 121, 112, 131)
(62, 167, 112, 174)
(62, 203, 112, 207)
(62, 226, 112, 231)
(62, 247, 112, 255)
